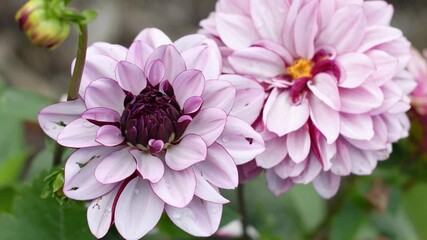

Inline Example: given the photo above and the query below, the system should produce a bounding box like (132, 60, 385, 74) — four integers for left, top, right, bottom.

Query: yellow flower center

(287, 59, 313, 80)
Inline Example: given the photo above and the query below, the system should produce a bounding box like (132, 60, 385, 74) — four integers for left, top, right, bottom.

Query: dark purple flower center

(120, 83, 189, 151)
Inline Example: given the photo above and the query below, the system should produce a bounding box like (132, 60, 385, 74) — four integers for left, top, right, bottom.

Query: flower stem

(237, 184, 250, 240)
(52, 24, 87, 166)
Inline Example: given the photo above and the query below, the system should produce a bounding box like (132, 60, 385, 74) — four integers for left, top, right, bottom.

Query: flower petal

(292, 154, 322, 184)
(256, 135, 287, 168)
(215, 13, 259, 49)
(217, 116, 265, 165)
(95, 125, 124, 146)
(357, 26, 402, 53)
(194, 172, 229, 204)
(38, 98, 86, 140)
(180, 40, 222, 80)
(340, 113, 374, 140)
(287, 126, 311, 163)
(312, 171, 341, 199)
(151, 166, 196, 208)
(250, 0, 286, 42)
(95, 147, 136, 184)
(266, 90, 310, 136)
(201, 80, 236, 114)
(84, 78, 126, 114)
(194, 143, 238, 189)
(340, 80, 384, 114)
(145, 60, 166, 86)
(293, 0, 318, 59)
(134, 28, 173, 48)
(126, 40, 154, 70)
(172, 70, 205, 108)
(78, 55, 117, 97)
(146, 45, 186, 83)
(309, 94, 340, 144)
(166, 197, 222, 237)
(131, 150, 164, 183)
(183, 108, 227, 146)
(81, 107, 120, 123)
(87, 42, 127, 61)
(166, 134, 207, 171)
(183, 96, 204, 114)
(265, 170, 294, 196)
(116, 61, 147, 95)
(337, 53, 376, 88)
(64, 146, 119, 200)
(229, 47, 284, 78)
(87, 185, 120, 238)
(308, 73, 341, 110)
(57, 118, 100, 148)
(115, 178, 164, 240)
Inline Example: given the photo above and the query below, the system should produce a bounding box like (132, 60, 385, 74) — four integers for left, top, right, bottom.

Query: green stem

(237, 184, 250, 240)
(52, 24, 87, 166)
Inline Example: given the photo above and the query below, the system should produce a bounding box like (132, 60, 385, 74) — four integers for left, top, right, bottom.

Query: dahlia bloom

(201, 0, 416, 198)
(408, 48, 427, 115)
(38, 28, 264, 239)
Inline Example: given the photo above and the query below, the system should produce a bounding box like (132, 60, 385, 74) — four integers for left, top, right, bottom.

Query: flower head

(15, 0, 70, 49)
(201, 0, 416, 198)
(38, 28, 264, 239)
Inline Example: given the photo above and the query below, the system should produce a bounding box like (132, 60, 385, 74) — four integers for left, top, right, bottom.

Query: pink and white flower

(408, 48, 427, 115)
(38, 28, 264, 239)
(201, 0, 416, 198)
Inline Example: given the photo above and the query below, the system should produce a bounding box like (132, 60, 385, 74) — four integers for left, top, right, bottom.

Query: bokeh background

(1, 1, 427, 240)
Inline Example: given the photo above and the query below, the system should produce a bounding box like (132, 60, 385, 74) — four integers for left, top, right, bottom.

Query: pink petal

(194, 172, 229, 204)
(256, 136, 287, 168)
(166, 134, 207, 171)
(174, 34, 211, 52)
(194, 143, 238, 189)
(78, 55, 117, 97)
(180, 40, 222, 80)
(357, 26, 402, 53)
(134, 28, 173, 48)
(229, 47, 284, 78)
(38, 98, 86, 140)
(201, 80, 236, 114)
(330, 140, 352, 176)
(266, 90, 310, 136)
(337, 53, 376, 88)
(292, 154, 322, 184)
(253, 39, 294, 65)
(221, 74, 265, 124)
(265, 170, 294, 196)
(312, 171, 341, 199)
(115, 178, 164, 240)
(183, 108, 227, 147)
(250, 0, 287, 42)
(366, 50, 398, 86)
(215, 13, 259, 49)
(63, 146, 119, 200)
(293, 0, 318, 59)
(146, 45, 186, 83)
(95, 125, 124, 146)
(145, 60, 166, 86)
(340, 80, 384, 114)
(126, 40, 154, 70)
(87, 42, 127, 61)
(172, 70, 205, 108)
(166, 197, 222, 237)
(131, 150, 164, 183)
(183, 96, 204, 114)
(57, 118, 100, 148)
(95, 147, 136, 184)
(309, 94, 340, 144)
(217, 116, 265, 165)
(363, 1, 393, 26)
(340, 113, 374, 140)
(348, 146, 377, 175)
(287, 126, 311, 163)
(317, 5, 366, 53)
(115, 61, 147, 95)
(82, 107, 120, 123)
(273, 156, 307, 179)
(87, 185, 120, 238)
(308, 73, 340, 110)
(151, 166, 196, 208)
(84, 78, 126, 114)
(281, 0, 303, 57)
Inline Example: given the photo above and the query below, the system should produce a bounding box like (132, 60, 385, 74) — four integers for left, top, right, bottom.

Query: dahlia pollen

(287, 59, 313, 80)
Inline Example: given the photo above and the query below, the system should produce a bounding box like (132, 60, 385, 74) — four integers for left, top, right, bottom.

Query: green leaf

(330, 201, 368, 240)
(0, 172, 92, 240)
(79, 10, 97, 24)
(0, 187, 16, 215)
(402, 183, 427, 239)
(0, 87, 53, 121)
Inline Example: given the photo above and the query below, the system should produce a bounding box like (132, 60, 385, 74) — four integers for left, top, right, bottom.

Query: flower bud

(15, 0, 70, 49)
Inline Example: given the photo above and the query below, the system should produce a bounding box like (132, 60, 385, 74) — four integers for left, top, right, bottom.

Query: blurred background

(1, 0, 427, 240)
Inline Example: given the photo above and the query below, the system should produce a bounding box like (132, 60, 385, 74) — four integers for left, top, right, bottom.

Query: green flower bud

(15, 0, 70, 49)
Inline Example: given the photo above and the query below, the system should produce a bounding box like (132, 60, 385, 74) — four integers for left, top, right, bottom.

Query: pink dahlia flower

(38, 28, 264, 239)
(408, 48, 427, 115)
(201, 0, 416, 198)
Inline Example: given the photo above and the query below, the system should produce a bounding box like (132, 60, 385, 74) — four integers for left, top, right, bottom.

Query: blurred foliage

(1, 73, 427, 240)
